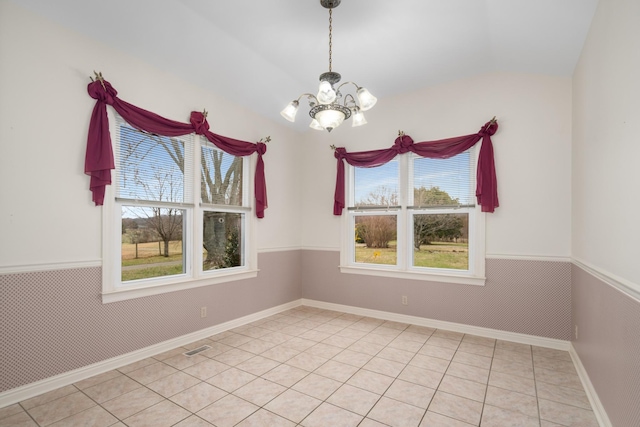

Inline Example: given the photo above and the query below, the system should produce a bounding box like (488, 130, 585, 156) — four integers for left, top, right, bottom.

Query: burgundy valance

(333, 120, 499, 215)
(85, 79, 268, 218)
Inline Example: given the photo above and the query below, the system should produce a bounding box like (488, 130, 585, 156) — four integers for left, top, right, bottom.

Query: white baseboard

(569, 344, 612, 427)
(302, 299, 570, 351)
(0, 300, 301, 409)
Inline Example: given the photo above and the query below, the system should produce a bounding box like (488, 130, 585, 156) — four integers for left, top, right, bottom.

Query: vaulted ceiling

(13, 0, 598, 130)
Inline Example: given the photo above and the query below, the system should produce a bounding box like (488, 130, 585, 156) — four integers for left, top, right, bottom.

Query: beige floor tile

(533, 354, 577, 374)
(420, 411, 475, 426)
(123, 400, 190, 427)
(362, 356, 406, 377)
(451, 350, 492, 370)
(100, 387, 164, 419)
(235, 408, 296, 427)
(332, 349, 373, 367)
(347, 340, 386, 356)
(146, 371, 201, 398)
(292, 373, 342, 400)
(197, 394, 259, 427)
(199, 342, 233, 358)
(27, 392, 95, 426)
(481, 404, 539, 427)
(314, 360, 359, 382)
(377, 346, 416, 364)
(170, 382, 227, 413)
(83, 375, 142, 403)
(0, 404, 23, 421)
(281, 337, 317, 352)
(536, 381, 591, 410)
(388, 337, 424, 352)
(183, 358, 231, 380)
(428, 391, 483, 426)
(126, 362, 178, 385)
(162, 353, 208, 370)
(286, 352, 328, 372)
(173, 415, 214, 426)
(359, 418, 389, 427)
(432, 330, 464, 341)
(205, 367, 257, 392)
(446, 361, 490, 384)
(300, 402, 363, 427)
(419, 344, 456, 360)
(461, 334, 496, 348)
(496, 340, 531, 354)
(238, 338, 277, 355)
(457, 341, 495, 358)
(213, 348, 255, 366)
(493, 348, 533, 365)
(534, 367, 584, 390)
(260, 344, 301, 363)
(490, 356, 535, 379)
(347, 369, 394, 394)
(336, 327, 368, 340)
(427, 337, 460, 350)
(218, 333, 254, 348)
(299, 330, 332, 342)
(485, 385, 538, 418)
(233, 378, 287, 406)
(360, 332, 395, 346)
(74, 370, 122, 390)
(384, 379, 435, 409)
(0, 411, 38, 427)
(409, 353, 451, 373)
(264, 389, 322, 423)
(438, 374, 487, 402)
(48, 405, 117, 427)
(305, 342, 343, 359)
(20, 384, 78, 409)
(532, 346, 572, 361)
(262, 363, 309, 387)
(398, 365, 444, 389)
(367, 396, 426, 427)
(235, 355, 280, 376)
(327, 383, 381, 415)
(539, 399, 599, 427)
(489, 370, 536, 396)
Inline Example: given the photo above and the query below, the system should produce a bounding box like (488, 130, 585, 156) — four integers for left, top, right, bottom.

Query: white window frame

(340, 151, 486, 286)
(101, 112, 257, 303)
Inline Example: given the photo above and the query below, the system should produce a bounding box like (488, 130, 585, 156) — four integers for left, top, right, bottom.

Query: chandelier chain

(328, 8, 333, 72)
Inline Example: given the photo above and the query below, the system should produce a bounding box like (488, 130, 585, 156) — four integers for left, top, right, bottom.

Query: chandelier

(280, 0, 377, 132)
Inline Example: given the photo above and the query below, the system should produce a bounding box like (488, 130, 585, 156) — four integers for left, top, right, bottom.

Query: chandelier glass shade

(280, 0, 377, 132)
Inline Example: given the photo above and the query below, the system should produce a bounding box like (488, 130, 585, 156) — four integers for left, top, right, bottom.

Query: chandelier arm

(293, 92, 320, 104)
(342, 93, 357, 109)
(336, 81, 361, 92)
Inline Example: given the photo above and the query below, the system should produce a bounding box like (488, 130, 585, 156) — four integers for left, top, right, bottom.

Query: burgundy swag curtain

(84, 79, 268, 218)
(333, 120, 499, 215)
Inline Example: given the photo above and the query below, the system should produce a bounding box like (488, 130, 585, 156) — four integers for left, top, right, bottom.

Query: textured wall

(0, 251, 301, 393)
(302, 251, 571, 340)
(572, 264, 640, 427)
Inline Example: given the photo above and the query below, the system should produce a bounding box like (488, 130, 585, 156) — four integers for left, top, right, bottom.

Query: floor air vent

(183, 345, 211, 356)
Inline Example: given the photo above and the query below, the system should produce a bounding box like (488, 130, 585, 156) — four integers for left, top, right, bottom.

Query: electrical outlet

(574, 325, 578, 340)
(201, 306, 207, 318)
(402, 295, 408, 305)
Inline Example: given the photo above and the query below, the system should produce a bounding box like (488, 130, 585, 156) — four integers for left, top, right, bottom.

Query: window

(342, 148, 485, 285)
(102, 114, 256, 302)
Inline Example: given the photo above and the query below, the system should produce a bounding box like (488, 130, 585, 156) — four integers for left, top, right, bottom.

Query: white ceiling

(13, 0, 598, 131)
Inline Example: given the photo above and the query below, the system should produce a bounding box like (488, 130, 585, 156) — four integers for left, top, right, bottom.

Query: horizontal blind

(115, 115, 193, 204)
(411, 149, 475, 208)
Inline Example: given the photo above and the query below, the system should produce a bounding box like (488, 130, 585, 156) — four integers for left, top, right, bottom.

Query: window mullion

(193, 135, 203, 278)
(398, 154, 409, 270)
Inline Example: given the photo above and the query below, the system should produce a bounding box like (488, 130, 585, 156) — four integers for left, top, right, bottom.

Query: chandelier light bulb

(317, 80, 337, 105)
(280, 100, 299, 122)
(351, 108, 367, 127)
(315, 108, 346, 132)
(309, 119, 325, 130)
(356, 87, 377, 111)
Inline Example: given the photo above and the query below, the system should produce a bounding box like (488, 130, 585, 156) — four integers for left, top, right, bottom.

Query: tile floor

(0, 306, 599, 427)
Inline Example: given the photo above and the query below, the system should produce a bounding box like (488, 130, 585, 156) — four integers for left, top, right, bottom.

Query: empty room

(0, 0, 638, 426)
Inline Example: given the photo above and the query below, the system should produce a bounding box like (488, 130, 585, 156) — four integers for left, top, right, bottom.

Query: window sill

(102, 269, 259, 303)
(338, 265, 486, 286)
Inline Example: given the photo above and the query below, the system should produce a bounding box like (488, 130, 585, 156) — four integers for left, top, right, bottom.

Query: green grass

(122, 264, 184, 282)
(355, 241, 468, 269)
(122, 254, 183, 267)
